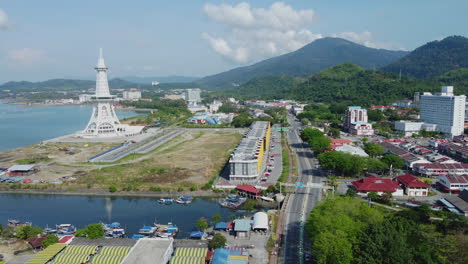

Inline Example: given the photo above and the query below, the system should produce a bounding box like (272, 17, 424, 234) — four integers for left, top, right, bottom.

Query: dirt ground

(79, 130, 242, 189)
(0, 240, 32, 263)
(0, 130, 242, 191)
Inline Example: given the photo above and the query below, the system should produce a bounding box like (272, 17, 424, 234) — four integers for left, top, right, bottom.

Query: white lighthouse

(81, 49, 122, 137)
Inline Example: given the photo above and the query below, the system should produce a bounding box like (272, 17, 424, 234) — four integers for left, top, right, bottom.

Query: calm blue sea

(0, 101, 139, 152)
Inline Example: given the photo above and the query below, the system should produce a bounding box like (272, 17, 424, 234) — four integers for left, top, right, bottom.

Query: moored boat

(56, 224, 76, 235)
(138, 225, 157, 235)
(175, 196, 193, 204)
(159, 198, 173, 205)
(154, 222, 178, 238)
(8, 219, 32, 227)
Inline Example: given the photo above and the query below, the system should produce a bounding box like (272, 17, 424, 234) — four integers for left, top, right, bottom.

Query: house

(394, 174, 430, 196)
(437, 175, 468, 194)
(401, 154, 430, 169)
(352, 175, 403, 196)
(335, 145, 369, 157)
(28, 234, 47, 250)
(212, 247, 249, 264)
(439, 190, 468, 216)
(8, 164, 38, 176)
(236, 184, 260, 199)
(233, 219, 252, 239)
(414, 163, 468, 177)
(330, 138, 352, 146)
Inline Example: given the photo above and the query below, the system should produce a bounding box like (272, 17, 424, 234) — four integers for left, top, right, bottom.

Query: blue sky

(0, 0, 466, 83)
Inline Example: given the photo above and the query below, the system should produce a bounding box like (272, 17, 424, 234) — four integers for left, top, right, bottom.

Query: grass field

(78, 130, 243, 191)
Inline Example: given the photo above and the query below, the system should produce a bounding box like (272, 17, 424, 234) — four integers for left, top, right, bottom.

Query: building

(79, 49, 144, 138)
(369, 105, 395, 111)
(420, 86, 466, 136)
(440, 190, 468, 216)
(236, 184, 261, 199)
(438, 142, 468, 162)
(122, 238, 173, 264)
(229, 121, 271, 181)
(394, 121, 436, 137)
(414, 163, 468, 177)
(334, 145, 369, 157)
(212, 248, 249, 264)
(233, 219, 252, 239)
(437, 175, 468, 193)
(252, 212, 269, 231)
(78, 94, 93, 103)
(394, 174, 430, 196)
(184, 88, 201, 104)
(8, 164, 37, 176)
(330, 138, 352, 147)
(170, 247, 209, 264)
(209, 100, 223, 113)
(351, 175, 403, 196)
(123, 89, 142, 100)
(344, 106, 374, 136)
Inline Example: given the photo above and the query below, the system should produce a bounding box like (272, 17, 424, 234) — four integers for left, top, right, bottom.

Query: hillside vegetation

(382, 36, 468, 79)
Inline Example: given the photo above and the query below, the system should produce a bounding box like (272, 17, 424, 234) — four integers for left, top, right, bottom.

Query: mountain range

(197, 37, 409, 89)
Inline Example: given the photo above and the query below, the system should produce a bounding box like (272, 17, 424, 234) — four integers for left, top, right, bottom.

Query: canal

(0, 193, 244, 238)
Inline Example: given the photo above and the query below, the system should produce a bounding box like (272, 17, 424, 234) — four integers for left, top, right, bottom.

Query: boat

(56, 224, 76, 235)
(220, 196, 247, 209)
(159, 198, 173, 205)
(44, 225, 57, 234)
(131, 234, 145, 239)
(154, 222, 179, 238)
(260, 196, 274, 202)
(175, 196, 193, 204)
(8, 219, 32, 227)
(190, 231, 204, 239)
(138, 225, 157, 235)
(102, 222, 126, 238)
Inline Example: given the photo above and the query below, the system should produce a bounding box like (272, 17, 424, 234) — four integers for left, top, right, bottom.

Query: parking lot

(256, 125, 282, 186)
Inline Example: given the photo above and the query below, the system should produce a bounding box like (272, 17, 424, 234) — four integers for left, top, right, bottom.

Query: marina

(0, 193, 245, 239)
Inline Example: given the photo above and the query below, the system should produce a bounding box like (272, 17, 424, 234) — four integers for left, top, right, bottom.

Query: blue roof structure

(215, 222, 228, 230)
(212, 248, 229, 264)
(233, 219, 251, 232)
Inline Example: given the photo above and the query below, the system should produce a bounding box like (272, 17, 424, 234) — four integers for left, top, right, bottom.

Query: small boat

(8, 219, 32, 227)
(56, 224, 76, 235)
(220, 196, 247, 209)
(190, 231, 204, 239)
(175, 196, 193, 204)
(131, 234, 145, 239)
(154, 222, 178, 238)
(159, 198, 173, 205)
(103, 222, 126, 238)
(138, 225, 157, 235)
(260, 196, 274, 202)
(44, 225, 57, 234)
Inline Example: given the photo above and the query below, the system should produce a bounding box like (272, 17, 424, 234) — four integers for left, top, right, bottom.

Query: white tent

(252, 212, 269, 231)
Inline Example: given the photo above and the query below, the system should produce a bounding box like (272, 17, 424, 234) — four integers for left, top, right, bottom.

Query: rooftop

(121, 238, 173, 264)
(8, 164, 36, 172)
(395, 174, 430, 188)
(352, 175, 402, 192)
(233, 219, 252, 232)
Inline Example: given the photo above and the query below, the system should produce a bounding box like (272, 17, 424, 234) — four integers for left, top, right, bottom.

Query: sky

(0, 0, 467, 83)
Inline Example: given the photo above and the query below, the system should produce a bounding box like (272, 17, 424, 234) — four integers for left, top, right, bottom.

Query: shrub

(190, 185, 197, 191)
(108, 186, 117, 193)
(149, 186, 162, 192)
(208, 233, 227, 249)
(42, 234, 59, 248)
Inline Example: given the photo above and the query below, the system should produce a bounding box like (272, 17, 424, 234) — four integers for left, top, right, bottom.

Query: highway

(281, 114, 324, 264)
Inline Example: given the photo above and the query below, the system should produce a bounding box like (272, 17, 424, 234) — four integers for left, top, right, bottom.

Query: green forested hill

(198, 37, 408, 89)
(382, 36, 468, 79)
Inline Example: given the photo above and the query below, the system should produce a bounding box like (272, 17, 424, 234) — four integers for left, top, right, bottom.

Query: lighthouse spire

(95, 48, 110, 98)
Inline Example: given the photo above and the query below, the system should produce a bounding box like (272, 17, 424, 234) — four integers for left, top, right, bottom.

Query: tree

(196, 218, 208, 231)
(367, 110, 385, 122)
(300, 128, 324, 142)
(75, 223, 104, 239)
(329, 128, 341, 138)
(42, 234, 59, 248)
(211, 213, 222, 225)
(15, 225, 43, 239)
(243, 199, 256, 212)
(363, 143, 384, 157)
(109, 185, 117, 193)
(309, 136, 332, 154)
(381, 154, 405, 169)
(208, 233, 227, 249)
(367, 191, 379, 202)
(381, 191, 393, 204)
(345, 188, 357, 197)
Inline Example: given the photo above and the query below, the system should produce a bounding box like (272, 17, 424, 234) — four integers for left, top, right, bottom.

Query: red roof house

(352, 175, 403, 195)
(394, 174, 430, 196)
(330, 138, 352, 146)
(236, 184, 261, 197)
(28, 234, 47, 249)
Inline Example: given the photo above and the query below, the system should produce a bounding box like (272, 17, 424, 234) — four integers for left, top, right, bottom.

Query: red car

(264, 173, 271, 176)
(23, 179, 32, 184)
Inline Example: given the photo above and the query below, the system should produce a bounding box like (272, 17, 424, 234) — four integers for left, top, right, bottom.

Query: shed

(28, 234, 47, 249)
(214, 222, 228, 231)
(236, 184, 260, 199)
(8, 164, 37, 176)
(233, 219, 251, 239)
(252, 212, 269, 231)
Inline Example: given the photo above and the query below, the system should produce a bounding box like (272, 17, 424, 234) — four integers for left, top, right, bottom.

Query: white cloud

(202, 2, 321, 64)
(6, 48, 46, 65)
(203, 2, 404, 63)
(0, 8, 10, 29)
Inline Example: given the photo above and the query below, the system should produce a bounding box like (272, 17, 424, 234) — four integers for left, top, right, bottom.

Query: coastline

(0, 188, 227, 199)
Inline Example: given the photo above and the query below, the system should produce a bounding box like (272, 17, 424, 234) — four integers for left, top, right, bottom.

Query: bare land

(0, 130, 242, 192)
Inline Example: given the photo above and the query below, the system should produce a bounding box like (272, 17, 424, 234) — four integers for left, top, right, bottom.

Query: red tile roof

(59, 235, 74, 244)
(352, 175, 401, 192)
(28, 234, 47, 249)
(331, 138, 352, 144)
(395, 174, 429, 188)
(444, 175, 468, 184)
(236, 184, 260, 195)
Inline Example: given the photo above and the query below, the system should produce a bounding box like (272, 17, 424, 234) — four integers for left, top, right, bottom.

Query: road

(281, 114, 324, 264)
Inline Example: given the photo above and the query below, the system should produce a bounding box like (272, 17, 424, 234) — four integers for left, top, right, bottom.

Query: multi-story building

(123, 89, 141, 100)
(420, 86, 466, 136)
(437, 175, 468, 193)
(394, 174, 430, 196)
(394, 121, 436, 137)
(184, 89, 201, 104)
(229, 121, 271, 181)
(344, 106, 374, 136)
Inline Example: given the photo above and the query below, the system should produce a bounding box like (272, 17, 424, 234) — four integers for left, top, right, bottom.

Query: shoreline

(0, 188, 228, 199)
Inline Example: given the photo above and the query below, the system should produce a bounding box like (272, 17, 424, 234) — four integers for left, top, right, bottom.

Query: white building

(209, 100, 223, 113)
(79, 94, 93, 103)
(420, 86, 466, 136)
(344, 106, 374, 136)
(184, 89, 201, 104)
(335, 145, 369, 157)
(123, 89, 141, 100)
(394, 121, 437, 137)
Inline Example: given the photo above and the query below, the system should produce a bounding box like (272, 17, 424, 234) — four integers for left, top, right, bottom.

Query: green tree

(196, 218, 209, 231)
(109, 185, 117, 193)
(309, 136, 332, 154)
(15, 225, 43, 239)
(208, 233, 227, 249)
(345, 188, 357, 197)
(42, 234, 59, 248)
(300, 128, 324, 142)
(243, 199, 256, 212)
(367, 191, 379, 202)
(75, 223, 104, 239)
(363, 143, 385, 157)
(381, 154, 405, 169)
(329, 128, 341, 138)
(211, 213, 222, 224)
(367, 110, 385, 122)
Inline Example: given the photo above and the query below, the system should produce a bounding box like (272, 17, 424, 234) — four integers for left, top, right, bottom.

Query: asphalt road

(281, 114, 324, 264)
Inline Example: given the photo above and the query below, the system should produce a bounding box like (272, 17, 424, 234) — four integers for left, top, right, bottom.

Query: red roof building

(236, 184, 261, 198)
(330, 138, 352, 146)
(394, 174, 430, 196)
(352, 175, 403, 195)
(59, 235, 74, 244)
(28, 234, 47, 249)
(437, 175, 468, 194)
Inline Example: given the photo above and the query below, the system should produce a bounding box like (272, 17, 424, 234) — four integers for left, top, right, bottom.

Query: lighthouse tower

(81, 49, 122, 137)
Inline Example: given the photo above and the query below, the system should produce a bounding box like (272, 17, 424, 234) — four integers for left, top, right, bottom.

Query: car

(264, 173, 271, 176)
(268, 164, 274, 167)
(260, 178, 267, 182)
